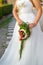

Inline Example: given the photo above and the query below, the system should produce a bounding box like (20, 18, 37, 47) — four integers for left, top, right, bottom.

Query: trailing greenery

(19, 39, 24, 60)
(0, 4, 13, 18)
(0, 16, 12, 29)
(19, 22, 31, 60)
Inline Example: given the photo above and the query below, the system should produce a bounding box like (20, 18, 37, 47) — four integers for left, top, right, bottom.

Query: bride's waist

(18, 12, 35, 24)
(18, 12, 35, 17)
(17, 11, 33, 15)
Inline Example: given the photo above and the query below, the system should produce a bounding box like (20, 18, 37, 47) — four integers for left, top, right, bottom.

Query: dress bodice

(16, 0, 33, 15)
(16, 0, 35, 24)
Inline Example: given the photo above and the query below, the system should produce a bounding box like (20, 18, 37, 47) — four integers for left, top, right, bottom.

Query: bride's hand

(28, 23, 37, 29)
(18, 20, 23, 26)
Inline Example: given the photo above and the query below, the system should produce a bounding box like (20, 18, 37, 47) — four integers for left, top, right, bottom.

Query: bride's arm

(12, 1, 22, 26)
(29, 0, 42, 29)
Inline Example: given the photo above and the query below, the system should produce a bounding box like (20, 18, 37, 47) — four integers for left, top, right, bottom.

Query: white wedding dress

(0, 0, 43, 65)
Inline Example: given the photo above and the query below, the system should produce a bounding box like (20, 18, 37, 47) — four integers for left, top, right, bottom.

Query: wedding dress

(0, 0, 43, 65)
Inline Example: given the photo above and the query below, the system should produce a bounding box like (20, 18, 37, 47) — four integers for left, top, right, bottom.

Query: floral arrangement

(18, 22, 31, 60)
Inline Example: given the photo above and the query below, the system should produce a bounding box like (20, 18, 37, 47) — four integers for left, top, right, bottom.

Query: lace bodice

(16, 0, 33, 15)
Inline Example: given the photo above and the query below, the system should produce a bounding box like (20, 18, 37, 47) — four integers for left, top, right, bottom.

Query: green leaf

(19, 39, 24, 60)
(19, 22, 31, 60)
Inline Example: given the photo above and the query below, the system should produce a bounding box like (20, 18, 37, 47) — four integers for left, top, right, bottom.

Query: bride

(0, 0, 43, 65)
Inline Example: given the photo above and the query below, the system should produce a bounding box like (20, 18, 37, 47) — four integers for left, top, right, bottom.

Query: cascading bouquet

(18, 22, 31, 60)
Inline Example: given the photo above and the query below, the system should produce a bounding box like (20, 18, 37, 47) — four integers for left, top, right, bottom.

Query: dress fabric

(0, 0, 43, 65)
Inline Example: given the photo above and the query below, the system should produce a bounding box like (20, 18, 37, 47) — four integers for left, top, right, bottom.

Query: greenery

(0, 0, 3, 3)
(0, 4, 13, 18)
(0, 16, 12, 29)
(19, 22, 31, 60)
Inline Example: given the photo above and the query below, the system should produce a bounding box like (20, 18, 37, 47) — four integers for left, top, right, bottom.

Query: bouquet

(18, 22, 31, 60)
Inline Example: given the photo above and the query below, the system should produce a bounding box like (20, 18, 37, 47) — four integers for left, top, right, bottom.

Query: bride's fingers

(18, 22, 23, 26)
(29, 23, 37, 29)
(29, 23, 34, 29)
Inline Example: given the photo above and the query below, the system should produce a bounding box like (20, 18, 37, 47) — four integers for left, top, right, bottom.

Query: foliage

(19, 22, 31, 60)
(0, 0, 3, 3)
(0, 4, 13, 18)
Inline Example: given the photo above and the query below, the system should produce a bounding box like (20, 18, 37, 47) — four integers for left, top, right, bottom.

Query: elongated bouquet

(18, 22, 31, 60)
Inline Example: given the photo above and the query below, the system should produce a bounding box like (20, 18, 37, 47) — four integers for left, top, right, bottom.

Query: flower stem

(19, 39, 24, 60)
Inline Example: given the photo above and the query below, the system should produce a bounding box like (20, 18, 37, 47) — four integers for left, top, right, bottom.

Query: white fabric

(0, 0, 43, 65)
